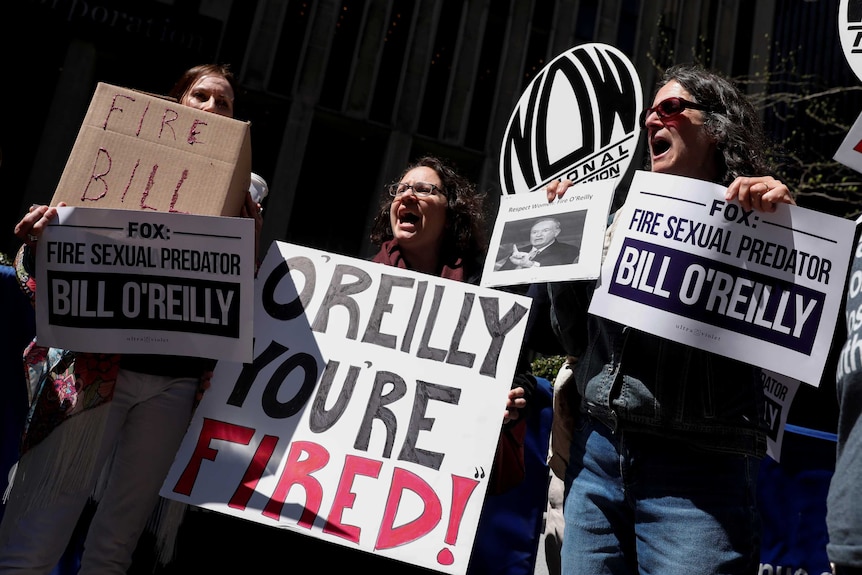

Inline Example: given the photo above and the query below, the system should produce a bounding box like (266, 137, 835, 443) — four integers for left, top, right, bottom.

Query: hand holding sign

(589, 170, 853, 387)
(161, 241, 532, 574)
(485, 43, 640, 288)
(14, 203, 65, 247)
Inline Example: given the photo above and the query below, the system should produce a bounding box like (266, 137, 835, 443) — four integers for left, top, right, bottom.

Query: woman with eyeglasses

(543, 63, 796, 574)
(370, 156, 485, 278)
(347, 155, 535, 573)
(158, 156, 546, 575)
(371, 155, 533, 446)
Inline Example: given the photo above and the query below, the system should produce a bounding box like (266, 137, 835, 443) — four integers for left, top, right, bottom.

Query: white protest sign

(498, 43, 642, 195)
(589, 170, 855, 387)
(161, 241, 532, 574)
(761, 369, 801, 462)
(481, 180, 615, 287)
(834, 108, 862, 173)
(35, 207, 255, 362)
(838, 0, 862, 84)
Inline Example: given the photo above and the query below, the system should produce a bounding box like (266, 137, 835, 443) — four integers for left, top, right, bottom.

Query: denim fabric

(548, 280, 767, 457)
(548, 218, 768, 575)
(561, 415, 761, 575)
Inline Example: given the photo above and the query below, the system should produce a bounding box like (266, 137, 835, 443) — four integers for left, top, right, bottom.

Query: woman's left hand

(15, 203, 67, 248)
(725, 176, 795, 212)
(503, 386, 527, 424)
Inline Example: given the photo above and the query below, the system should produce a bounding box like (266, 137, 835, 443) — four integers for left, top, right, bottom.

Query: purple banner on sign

(607, 237, 823, 355)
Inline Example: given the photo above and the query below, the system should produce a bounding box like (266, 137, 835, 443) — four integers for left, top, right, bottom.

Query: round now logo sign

(499, 43, 643, 195)
(839, 0, 862, 83)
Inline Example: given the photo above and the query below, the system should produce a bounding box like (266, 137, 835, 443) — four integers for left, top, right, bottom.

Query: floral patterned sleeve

(14, 243, 36, 307)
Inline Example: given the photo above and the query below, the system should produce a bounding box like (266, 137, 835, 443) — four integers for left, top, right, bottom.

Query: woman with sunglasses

(544, 63, 796, 574)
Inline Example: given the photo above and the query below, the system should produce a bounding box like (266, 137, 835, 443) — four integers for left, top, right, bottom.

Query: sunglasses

(638, 96, 721, 128)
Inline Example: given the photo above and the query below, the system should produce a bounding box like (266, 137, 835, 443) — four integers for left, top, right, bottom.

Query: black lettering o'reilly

(261, 256, 317, 321)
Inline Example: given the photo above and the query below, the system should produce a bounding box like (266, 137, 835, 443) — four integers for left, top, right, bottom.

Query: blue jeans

(561, 414, 761, 575)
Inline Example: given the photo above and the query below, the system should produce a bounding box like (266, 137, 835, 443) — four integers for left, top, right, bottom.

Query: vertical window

(319, 0, 363, 110)
(654, 11, 676, 72)
(287, 114, 387, 256)
(417, 0, 463, 136)
(221, 0, 259, 74)
(465, 1, 510, 149)
(370, 0, 415, 122)
(731, 1, 755, 78)
(616, 0, 640, 57)
(521, 1, 554, 89)
(574, 0, 598, 45)
(696, 1, 719, 68)
(269, 0, 314, 95)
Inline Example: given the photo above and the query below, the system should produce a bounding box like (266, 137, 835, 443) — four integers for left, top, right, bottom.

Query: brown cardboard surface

(50, 82, 252, 216)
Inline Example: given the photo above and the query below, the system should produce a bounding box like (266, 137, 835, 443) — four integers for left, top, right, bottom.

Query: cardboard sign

(161, 241, 533, 574)
(498, 43, 643, 195)
(35, 207, 256, 362)
(50, 82, 252, 216)
(589, 171, 855, 387)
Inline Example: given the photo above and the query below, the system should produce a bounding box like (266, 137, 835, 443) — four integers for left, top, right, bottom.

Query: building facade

(2, 0, 856, 259)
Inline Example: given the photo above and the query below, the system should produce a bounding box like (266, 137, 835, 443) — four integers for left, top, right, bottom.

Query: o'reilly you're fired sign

(35, 207, 255, 362)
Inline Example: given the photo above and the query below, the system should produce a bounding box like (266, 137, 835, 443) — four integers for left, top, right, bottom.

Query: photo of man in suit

(498, 216, 579, 270)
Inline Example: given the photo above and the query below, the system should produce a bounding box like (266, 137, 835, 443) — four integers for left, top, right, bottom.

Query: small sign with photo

(480, 179, 615, 288)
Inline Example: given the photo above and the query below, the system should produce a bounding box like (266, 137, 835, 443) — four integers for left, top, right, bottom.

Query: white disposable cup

(249, 173, 269, 203)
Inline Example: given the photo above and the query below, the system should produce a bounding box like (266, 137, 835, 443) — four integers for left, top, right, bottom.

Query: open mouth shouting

(396, 206, 420, 231)
(650, 132, 671, 159)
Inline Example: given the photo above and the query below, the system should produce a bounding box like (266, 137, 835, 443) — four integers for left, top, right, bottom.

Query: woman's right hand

(546, 178, 574, 203)
(15, 203, 65, 247)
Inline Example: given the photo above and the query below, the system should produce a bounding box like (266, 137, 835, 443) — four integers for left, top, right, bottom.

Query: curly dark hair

(370, 156, 487, 257)
(654, 64, 776, 185)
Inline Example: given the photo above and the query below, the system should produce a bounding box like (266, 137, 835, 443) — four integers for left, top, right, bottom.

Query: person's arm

(503, 376, 532, 424)
(488, 373, 537, 495)
(13, 203, 66, 277)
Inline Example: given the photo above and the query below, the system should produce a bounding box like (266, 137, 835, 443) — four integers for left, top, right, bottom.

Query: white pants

(541, 361, 571, 575)
(0, 369, 197, 574)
